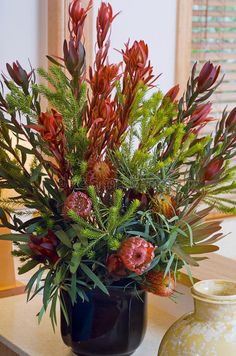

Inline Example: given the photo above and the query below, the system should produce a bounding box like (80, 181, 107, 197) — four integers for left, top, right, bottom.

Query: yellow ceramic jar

(158, 279, 236, 356)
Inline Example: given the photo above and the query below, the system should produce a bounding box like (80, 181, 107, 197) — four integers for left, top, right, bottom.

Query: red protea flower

(202, 158, 224, 182)
(197, 61, 221, 93)
(106, 254, 127, 276)
(63, 191, 92, 219)
(164, 84, 180, 103)
(86, 159, 116, 193)
(143, 271, 175, 297)
(152, 193, 177, 219)
(29, 231, 59, 264)
(118, 236, 155, 275)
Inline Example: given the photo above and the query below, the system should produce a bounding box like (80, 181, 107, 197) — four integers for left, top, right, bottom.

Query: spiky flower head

(86, 159, 116, 193)
(118, 236, 155, 275)
(63, 191, 92, 219)
(152, 193, 176, 220)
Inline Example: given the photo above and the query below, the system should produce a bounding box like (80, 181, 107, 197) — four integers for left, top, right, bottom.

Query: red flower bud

(6, 61, 33, 91)
(202, 158, 224, 182)
(63, 40, 85, 76)
(226, 107, 236, 129)
(97, 2, 117, 48)
(197, 61, 220, 92)
(190, 103, 214, 131)
(122, 40, 154, 86)
(143, 271, 175, 297)
(69, 0, 92, 41)
(164, 84, 180, 102)
(118, 236, 155, 275)
(124, 189, 149, 211)
(123, 40, 149, 70)
(106, 254, 127, 276)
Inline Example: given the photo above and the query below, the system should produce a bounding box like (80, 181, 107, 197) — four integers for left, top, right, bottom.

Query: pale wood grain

(181, 253, 236, 287)
(175, 0, 193, 94)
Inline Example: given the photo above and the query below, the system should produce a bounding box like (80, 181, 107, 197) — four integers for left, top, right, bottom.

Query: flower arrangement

(0, 0, 236, 328)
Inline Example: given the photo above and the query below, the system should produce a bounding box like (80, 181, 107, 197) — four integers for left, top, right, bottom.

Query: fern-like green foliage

(36, 66, 86, 132)
(35, 65, 89, 183)
(6, 82, 35, 117)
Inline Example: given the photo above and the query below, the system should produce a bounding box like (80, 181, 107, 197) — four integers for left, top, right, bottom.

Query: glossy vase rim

(191, 279, 236, 304)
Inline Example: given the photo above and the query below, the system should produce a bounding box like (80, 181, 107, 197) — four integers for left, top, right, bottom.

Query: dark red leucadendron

(188, 102, 214, 134)
(164, 84, 180, 103)
(226, 107, 236, 129)
(69, 0, 92, 42)
(202, 158, 224, 182)
(197, 61, 221, 93)
(29, 231, 59, 264)
(4, 61, 33, 94)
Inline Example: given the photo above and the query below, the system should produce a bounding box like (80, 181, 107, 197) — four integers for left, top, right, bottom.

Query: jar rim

(191, 279, 236, 304)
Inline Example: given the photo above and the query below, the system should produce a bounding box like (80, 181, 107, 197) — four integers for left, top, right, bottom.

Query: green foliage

(36, 66, 86, 132)
(6, 82, 35, 117)
(1, 3, 236, 330)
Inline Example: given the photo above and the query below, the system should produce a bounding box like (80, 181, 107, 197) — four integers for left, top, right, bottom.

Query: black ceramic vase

(60, 284, 147, 356)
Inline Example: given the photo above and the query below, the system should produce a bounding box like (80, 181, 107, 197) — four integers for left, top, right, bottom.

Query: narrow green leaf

(164, 253, 176, 278)
(25, 267, 45, 301)
(37, 305, 46, 324)
(60, 294, 69, 326)
(182, 245, 219, 254)
(43, 271, 53, 310)
(0, 233, 30, 242)
(80, 263, 109, 295)
(55, 230, 72, 248)
(18, 259, 39, 275)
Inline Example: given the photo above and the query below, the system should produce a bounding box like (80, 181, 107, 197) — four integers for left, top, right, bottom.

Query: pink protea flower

(143, 271, 175, 297)
(118, 236, 155, 275)
(63, 191, 92, 219)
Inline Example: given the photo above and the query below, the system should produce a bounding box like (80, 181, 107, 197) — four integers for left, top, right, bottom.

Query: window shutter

(192, 0, 236, 213)
(192, 0, 236, 119)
